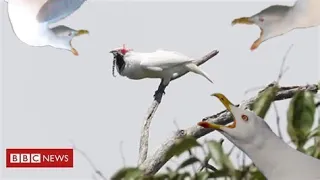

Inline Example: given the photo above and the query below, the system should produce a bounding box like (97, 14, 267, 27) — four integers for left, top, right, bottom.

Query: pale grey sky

(0, 0, 319, 179)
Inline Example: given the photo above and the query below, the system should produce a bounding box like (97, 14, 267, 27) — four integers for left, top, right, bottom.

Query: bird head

(198, 93, 270, 144)
(109, 44, 133, 77)
(231, 5, 291, 51)
(51, 26, 89, 56)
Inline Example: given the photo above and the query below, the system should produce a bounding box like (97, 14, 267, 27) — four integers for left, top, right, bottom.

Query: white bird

(231, 0, 320, 51)
(198, 93, 320, 180)
(5, 0, 89, 56)
(109, 45, 213, 94)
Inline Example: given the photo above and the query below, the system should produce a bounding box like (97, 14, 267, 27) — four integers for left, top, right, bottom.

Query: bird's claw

(154, 89, 166, 97)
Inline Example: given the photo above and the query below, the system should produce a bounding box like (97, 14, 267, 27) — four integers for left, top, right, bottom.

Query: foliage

(250, 84, 279, 119)
(111, 90, 320, 180)
(287, 91, 316, 150)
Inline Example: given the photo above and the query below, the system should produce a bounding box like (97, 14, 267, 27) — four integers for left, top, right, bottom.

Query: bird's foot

(75, 29, 89, 36)
(154, 88, 166, 97)
(153, 84, 167, 100)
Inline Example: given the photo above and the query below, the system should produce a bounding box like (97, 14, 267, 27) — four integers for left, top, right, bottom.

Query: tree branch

(139, 83, 319, 175)
(137, 50, 220, 165)
(273, 102, 283, 140)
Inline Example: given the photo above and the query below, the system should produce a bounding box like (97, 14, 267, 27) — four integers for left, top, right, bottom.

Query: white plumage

(199, 93, 320, 180)
(5, 0, 89, 55)
(110, 46, 213, 88)
(232, 0, 320, 51)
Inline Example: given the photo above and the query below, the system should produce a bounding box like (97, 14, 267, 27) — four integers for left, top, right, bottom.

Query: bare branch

(139, 83, 319, 175)
(119, 141, 126, 167)
(173, 119, 180, 130)
(70, 142, 108, 180)
(244, 86, 265, 95)
(242, 152, 246, 169)
(227, 145, 236, 157)
(137, 50, 219, 165)
(205, 163, 218, 172)
(273, 103, 283, 140)
(276, 44, 293, 83)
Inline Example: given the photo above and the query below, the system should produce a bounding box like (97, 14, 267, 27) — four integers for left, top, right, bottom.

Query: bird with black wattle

(109, 44, 214, 97)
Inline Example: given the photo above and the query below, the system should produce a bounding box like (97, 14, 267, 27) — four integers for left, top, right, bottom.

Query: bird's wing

(139, 50, 193, 71)
(36, 0, 87, 23)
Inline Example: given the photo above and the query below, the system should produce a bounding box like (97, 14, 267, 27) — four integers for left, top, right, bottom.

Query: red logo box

(6, 148, 73, 168)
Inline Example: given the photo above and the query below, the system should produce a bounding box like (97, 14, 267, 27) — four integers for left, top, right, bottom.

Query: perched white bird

(198, 93, 320, 180)
(232, 0, 320, 51)
(110, 45, 213, 94)
(5, 0, 89, 55)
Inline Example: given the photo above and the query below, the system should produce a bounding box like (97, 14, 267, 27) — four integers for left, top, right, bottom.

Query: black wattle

(115, 54, 125, 72)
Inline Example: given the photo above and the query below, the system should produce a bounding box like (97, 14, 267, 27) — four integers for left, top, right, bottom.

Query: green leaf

(250, 85, 279, 119)
(207, 170, 230, 178)
(176, 156, 201, 170)
(305, 146, 316, 156)
(249, 171, 266, 180)
(164, 136, 200, 161)
(152, 173, 169, 180)
(207, 140, 235, 173)
(307, 126, 320, 139)
(249, 166, 266, 180)
(176, 172, 191, 180)
(287, 91, 316, 149)
(194, 171, 210, 180)
(167, 171, 179, 180)
(110, 167, 143, 180)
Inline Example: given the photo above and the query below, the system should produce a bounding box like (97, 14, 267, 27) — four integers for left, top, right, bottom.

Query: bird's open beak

(75, 29, 89, 36)
(67, 30, 88, 56)
(231, 17, 254, 25)
(197, 93, 236, 130)
(231, 17, 264, 51)
(71, 48, 79, 56)
(250, 28, 264, 51)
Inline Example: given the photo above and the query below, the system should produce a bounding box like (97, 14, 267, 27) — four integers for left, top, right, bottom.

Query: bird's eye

(241, 114, 248, 121)
(259, 17, 264, 22)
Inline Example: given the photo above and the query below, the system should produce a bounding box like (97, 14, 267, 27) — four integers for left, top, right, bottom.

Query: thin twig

(70, 141, 108, 180)
(244, 45, 293, 97)
(205, 163, 218, 172)
(188, 150, 197, 174)
(236, 150, 241, 168)
(276, 44, 293, 83)
(227, 145, 236, 157)
(119, 141, 126, 167)
(244, 86, 265, 95)
(273, 102, 283, 140)
(198, 143, 210, 172)
(137, 50, 219, 165)
(242, 152, 246, 168)
(173, 119, 180, 130)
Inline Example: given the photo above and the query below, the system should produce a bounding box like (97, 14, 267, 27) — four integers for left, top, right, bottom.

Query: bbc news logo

(6, 148, 73, 168)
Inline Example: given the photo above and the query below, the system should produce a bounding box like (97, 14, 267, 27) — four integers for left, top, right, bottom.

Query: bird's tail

(184, 63, 213, 83)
